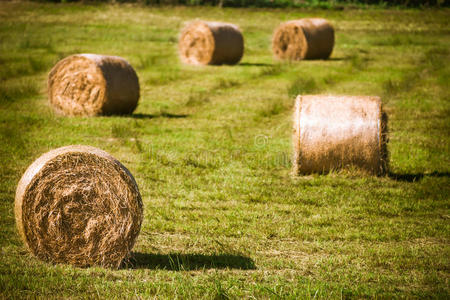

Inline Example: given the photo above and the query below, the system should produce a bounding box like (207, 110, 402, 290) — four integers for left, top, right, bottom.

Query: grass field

(0, 2, 449, 298)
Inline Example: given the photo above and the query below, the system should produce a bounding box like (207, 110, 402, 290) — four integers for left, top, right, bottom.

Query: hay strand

(48, 54, 140, 116)
(272, 18, 334, 60)
(15, 145, 143, 268)
(179, 21, 244, 65)
(292, 95, 388, 175)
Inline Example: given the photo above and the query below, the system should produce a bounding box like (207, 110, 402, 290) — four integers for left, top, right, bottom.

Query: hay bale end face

(48, 54, 140, 116)
(179, 21, 244, 65)
(272, 18, 334, 60)
(15, 145, 143, 268)
(292, 95, 388, 175)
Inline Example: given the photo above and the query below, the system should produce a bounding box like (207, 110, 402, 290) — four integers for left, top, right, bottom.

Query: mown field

(0, 2, 449, 298)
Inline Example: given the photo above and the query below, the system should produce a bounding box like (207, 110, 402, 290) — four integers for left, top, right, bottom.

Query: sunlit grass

(0, 2, 449, 299)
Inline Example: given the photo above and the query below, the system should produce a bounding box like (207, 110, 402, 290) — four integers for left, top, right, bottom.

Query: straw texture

(179, 21, 244, 65)
(272, 18, 334, 60)
(292, 95, 388, 175)
(48, 54, 140, 116)
(15, 145, 143, 268)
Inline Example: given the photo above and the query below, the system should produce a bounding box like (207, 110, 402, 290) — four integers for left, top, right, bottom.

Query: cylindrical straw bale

(179, 21, 244, 65)
(15, 145, 143, 268)
(272, 18, 334, 60)
(292, 95, 388, 175)
(48, 54, 140, 116)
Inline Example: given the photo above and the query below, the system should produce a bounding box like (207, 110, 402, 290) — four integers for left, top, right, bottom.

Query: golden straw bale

(15, 145, 143, 268)
(48, 54, 140, 116)
(179, 21, 244, 65)
(272, 18, 334, 60)
(292, 95, 388, 175)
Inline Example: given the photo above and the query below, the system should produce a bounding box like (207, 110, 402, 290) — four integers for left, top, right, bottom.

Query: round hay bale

(15, 145, 143, 268)
(178, 21, 244, 65)
(272, 18, 334, 60)
(48, 54, 140, 116)
(292, 95, 388, 175)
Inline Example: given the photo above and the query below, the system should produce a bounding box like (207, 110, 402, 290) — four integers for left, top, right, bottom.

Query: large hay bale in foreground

(179, 21, 244, 65)
(48, 54, 140, 116)
(293, 95, 388, 175)
(15, 145, 143, 268)
(272, 18, 334, 60)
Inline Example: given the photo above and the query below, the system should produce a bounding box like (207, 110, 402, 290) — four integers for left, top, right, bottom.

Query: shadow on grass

(239, 62, 273, 67)
(328, 57, 347, 61)
(130, 112, 189, 119)
(240, 59, 345, 66)
(388, 171, 450, 182)
(124, 252, 256, 270)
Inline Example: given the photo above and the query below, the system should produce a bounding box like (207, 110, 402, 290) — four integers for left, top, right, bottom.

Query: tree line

(32, 0, 449, 8)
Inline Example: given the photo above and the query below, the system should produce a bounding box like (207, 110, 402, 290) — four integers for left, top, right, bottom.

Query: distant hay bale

(15, 145, 143, 268)
(48, 54, 140, 116)
(179, 21, 244, 65)
(292, 95, 388, 175)
(272, 18, 334, 60)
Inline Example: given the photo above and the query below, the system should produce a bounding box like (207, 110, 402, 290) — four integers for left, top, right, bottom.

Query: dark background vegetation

(29, 0, 450, 8)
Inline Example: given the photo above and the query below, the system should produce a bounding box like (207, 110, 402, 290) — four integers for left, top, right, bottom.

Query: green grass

(0, 2, 449, 298)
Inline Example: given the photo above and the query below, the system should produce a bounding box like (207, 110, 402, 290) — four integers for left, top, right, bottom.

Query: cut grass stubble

(0, 2, 449, 299)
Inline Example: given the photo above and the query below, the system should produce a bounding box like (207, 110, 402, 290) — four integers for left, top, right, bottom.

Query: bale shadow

(129, 112, 189, 119)
(327, 57, 347, 61)
(124, 252, 256, 270)
(239, 62, 273, 67)
(388, 171, 450, 182)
